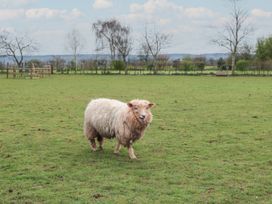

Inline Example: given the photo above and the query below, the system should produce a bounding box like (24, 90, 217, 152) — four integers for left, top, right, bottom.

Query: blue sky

(1, 0, 272, 55)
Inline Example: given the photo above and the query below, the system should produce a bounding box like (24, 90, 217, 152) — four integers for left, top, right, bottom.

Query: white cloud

(129, 3, 142, 13)
(0, 9, 24, 20)
(0, 0, 38, 8)
(0, 8, 82, 21)
(120, 0, 225, 54)
(159, 18, 171, 26)
(0, 27, 16, 33)
(127, 0, 217, 26)
(15, 0, 37, 4)
(25, 8, 65, 19)
(130, 0, 182, 14)
(251, 9, 272, 18)
(184, 7, 215, 18)
(93, 0, 112, 9)
(70, 8, 82, 18)
(126, 0, 180, 25)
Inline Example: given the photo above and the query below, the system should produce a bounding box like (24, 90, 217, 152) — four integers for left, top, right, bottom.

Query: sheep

(83, 98, 155, 159)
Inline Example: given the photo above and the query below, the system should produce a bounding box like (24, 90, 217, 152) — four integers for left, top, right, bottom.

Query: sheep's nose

(140, 115, 146, 119)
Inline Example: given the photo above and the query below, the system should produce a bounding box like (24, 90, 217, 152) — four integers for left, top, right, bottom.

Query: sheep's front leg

(128, 144, 137, 159)
(89, 139, 97, 151)
(114, 141, 122, 154)
(97, 136, 104, 151)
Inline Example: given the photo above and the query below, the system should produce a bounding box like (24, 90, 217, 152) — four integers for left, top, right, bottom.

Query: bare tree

(0, 30, 37, 68)
(235, 42, 254, 61)
(138, 42, 150, 65)
(213, 0, 252, 75)
(66, 29, 84, 73)
(92, 19, 133, 74)
(157, 54, 170, 71)
(142, 27, 171, 74)
(114, 26, 132, 74)
(49, 56, 65, 74)
(92, 19, 120, 60)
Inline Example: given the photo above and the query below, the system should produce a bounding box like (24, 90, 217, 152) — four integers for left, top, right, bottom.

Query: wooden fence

(6, 65, 51, 79)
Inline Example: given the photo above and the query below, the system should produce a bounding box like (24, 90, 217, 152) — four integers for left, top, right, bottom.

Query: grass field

(0, 75, 271, 203)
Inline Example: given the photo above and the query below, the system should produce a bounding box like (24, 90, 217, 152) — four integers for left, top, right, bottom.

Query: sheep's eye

(134, 107, 138, 110)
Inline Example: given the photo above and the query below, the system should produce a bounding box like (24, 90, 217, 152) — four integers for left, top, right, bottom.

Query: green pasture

(0, 75, 271, 203)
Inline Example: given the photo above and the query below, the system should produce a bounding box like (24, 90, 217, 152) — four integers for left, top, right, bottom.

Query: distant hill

(0, 53, 229, 64)
(167, 53, 229, 60)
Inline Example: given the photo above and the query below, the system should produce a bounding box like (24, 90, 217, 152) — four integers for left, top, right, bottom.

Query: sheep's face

(128, 100, 155, 125)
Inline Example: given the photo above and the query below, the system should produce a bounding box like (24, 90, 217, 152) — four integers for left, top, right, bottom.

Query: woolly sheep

(83, 98, 155, 159)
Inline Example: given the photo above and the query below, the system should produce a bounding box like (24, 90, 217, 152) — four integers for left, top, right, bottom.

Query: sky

(1, 0, 272, 55)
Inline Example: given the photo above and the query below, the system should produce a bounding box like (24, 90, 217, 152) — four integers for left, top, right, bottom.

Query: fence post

(30, 67, 33, 79)
(6, 63, 9, 78)
(13, 67, 16, 79)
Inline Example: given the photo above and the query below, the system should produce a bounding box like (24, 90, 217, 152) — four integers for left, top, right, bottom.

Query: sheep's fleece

(83, 98, 154, 159)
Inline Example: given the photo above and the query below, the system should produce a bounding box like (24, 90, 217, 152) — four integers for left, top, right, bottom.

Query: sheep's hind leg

(114, 141, 122, 154)
(85, 124, 99, 152)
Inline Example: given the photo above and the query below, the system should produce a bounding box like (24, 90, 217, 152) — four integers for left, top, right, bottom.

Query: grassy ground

(0, 75, 271, 203)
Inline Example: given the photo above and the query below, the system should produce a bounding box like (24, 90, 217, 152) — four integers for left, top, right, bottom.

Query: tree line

(1, 0, 272, 76)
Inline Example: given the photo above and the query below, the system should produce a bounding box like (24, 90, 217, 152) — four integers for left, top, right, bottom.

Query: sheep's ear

(127, 103, 133, 108)
(148, 103, 155, 108)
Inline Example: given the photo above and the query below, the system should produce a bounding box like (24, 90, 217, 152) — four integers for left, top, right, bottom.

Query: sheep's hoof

(90, 144, 97, 152)
(90, 146, 97, 152)
(114, 151, 120, 155)
(98, 146, 103, 151)
(129, 156, 138, 160)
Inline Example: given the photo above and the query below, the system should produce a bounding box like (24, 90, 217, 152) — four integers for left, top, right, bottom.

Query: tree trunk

(231, 54, 236, 75)
(123, 56, 128, 75)
(51, 65, 54, 75)
(74, 54, 77, 74)
(153, 58, 157, 75)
